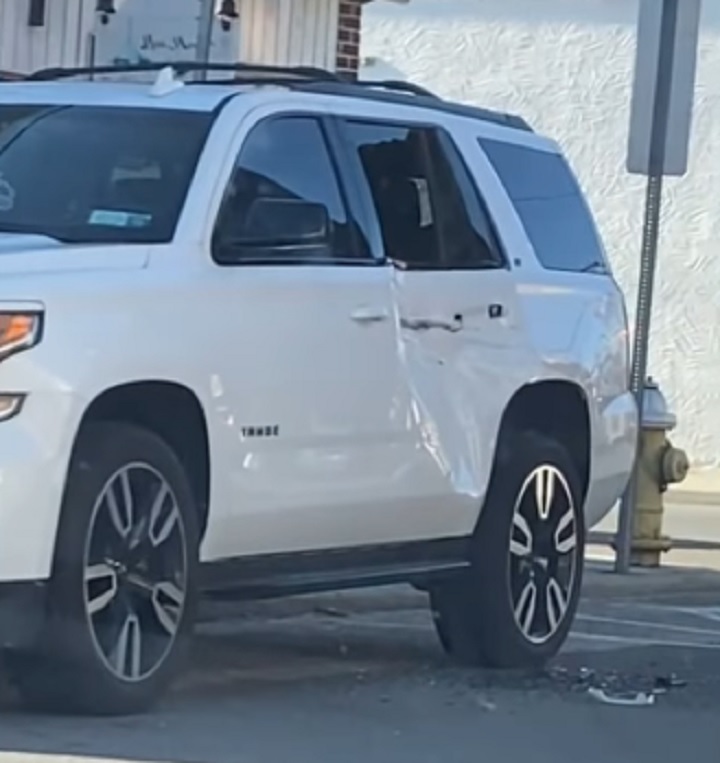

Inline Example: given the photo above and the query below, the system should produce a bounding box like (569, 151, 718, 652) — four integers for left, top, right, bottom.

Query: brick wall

(336, 0, 363, 79)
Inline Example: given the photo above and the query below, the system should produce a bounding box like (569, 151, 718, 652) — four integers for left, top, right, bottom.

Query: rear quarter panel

(452, 121, 638, 527)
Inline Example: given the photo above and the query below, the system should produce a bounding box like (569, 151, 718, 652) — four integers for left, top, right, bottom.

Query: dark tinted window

(344, 121, 501, 270)
(214, 116, 366, 263)
(432, 132, 504, 268)
(480, 139, 607, 273)
(0, 105, 211, 244)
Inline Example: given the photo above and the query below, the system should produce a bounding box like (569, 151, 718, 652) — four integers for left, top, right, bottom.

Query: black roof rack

(26, 61, 341, 82)
(0, 69, 24, 82)
(295, 81, 532, 132)
(24, 61, 532, 133)
(356, 79, 439, 99)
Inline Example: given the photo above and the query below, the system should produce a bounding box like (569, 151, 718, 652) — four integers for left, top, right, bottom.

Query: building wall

(240, 0, 340, 70)
(0, 0, 343, 73)
(0, 0, 91, 72)
(362, 0, 720, 469)
(336, 0, 362, 79)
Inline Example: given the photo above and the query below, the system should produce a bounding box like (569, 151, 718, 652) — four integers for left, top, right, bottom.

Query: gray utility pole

(195, 0, 216, 79)
(616, 0, 702, 573)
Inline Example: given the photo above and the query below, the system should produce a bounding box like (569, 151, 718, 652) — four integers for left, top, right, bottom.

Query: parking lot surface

(0, 562, 719, 763)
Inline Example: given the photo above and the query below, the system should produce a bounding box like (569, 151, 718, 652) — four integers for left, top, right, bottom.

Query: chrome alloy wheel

(509, 465, 579, 645)
(83, 463, 188, 683)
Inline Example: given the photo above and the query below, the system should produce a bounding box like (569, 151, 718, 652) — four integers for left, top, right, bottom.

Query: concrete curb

(668, 489, 720, 506)
(589, 529, 720, 551)
(580, 559, 720, 598)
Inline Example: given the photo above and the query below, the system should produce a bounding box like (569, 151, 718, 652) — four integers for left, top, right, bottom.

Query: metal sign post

(195, 0, 216, 79)
(615, 0, 702, 573)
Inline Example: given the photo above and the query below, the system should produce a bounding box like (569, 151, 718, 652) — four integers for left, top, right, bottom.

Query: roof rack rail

(23, 60, 532, 133)
(27, 61, 341, 82)
(0, 69, 24, 82)
(355, 79, 439, 99)
(293, 80, 533, 132)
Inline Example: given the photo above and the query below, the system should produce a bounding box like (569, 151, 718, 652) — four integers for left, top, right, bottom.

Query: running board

(199, 537, 472, 601)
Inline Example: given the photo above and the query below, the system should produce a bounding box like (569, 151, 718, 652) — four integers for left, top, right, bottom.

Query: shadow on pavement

(0, 563, 718, 763)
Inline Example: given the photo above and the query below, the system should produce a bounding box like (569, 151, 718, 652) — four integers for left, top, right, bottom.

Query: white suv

(0, 63, 637, 715)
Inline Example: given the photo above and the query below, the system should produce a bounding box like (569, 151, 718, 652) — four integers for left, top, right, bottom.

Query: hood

(0, 234, 150, 274)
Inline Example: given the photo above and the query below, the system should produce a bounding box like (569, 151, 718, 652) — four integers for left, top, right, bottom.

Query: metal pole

(195, 0, 215, 80)
(614, 171, 664, 572)
(615, 0, 678, 573)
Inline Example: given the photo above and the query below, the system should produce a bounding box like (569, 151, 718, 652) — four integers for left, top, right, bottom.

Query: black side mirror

(216, 197, 331, 261)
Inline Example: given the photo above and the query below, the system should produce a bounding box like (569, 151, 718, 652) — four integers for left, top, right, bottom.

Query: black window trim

(334, 114, 508, 272)
(434, 130, 508, 270)
(210, 110, 382, 268)
(332, 115, 444, 270)
(324, 115, 388, 265)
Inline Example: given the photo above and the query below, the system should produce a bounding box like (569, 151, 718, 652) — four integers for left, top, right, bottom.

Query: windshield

(0, 105, 213, 244)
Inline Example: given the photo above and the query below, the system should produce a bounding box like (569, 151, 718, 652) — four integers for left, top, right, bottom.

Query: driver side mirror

(214, 197, 331, 262)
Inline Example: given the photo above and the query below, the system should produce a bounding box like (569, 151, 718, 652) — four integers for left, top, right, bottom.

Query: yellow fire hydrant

(630, 377, 690, 567)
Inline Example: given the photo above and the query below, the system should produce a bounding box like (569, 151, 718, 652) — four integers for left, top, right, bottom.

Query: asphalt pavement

(0, 557, 718, 763)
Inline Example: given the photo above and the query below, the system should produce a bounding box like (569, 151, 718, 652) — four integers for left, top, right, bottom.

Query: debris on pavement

(577, 667, 596, 682)
(314, 606, 350, 619)
(475, 696, 497, 712)
(588, 687, 656, 706)
(544, 664, 597, 690)
(544, 662, 689, 705)
(654, 673, 688, 692)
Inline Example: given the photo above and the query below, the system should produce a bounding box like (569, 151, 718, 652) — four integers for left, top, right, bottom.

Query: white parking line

(577, 613, 720, 638)
(569, 631, 720, 650)
(344, 612, 720, 651)
(675, 606, 720, 623)
(335, 613, 720, 642)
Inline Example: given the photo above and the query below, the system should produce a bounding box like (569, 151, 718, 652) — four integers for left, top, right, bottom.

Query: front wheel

(8, 422, 199, 715)
(431, 431, 585, 668)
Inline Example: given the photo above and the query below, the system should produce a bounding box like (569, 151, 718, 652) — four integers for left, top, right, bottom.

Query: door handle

(488, 303, 505, 319)
(400, 315, 463, 333)
(351, 306, 390, 324)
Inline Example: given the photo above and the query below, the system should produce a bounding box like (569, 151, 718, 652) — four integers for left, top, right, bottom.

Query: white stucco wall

(362, 0, 720, 469)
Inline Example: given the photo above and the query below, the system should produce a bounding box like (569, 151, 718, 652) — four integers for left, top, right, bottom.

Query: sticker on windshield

(89, 209, 153, 228)
(0, 173, 15, 212)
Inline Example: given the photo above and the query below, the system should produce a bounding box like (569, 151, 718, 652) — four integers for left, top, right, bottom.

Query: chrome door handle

(351, 306, 390, 324)
(400, 315, 463, 333)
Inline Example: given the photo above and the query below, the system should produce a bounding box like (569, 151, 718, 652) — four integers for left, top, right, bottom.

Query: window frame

(334, 115, 507, 272)
(210, 111, 382, 268)
(433, 130, 508, 270)
(335, 116, 444, 271)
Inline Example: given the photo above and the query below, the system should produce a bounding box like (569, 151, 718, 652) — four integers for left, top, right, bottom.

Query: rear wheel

(8, 423, 199, 715)
(431, 430, 585, 668)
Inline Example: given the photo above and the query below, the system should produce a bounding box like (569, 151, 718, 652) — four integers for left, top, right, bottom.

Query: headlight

(0, 312, 42, 360)
(0, 394, 24, 421)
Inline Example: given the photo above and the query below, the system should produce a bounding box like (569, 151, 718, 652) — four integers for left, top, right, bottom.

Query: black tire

(431, 430, 585, 669)
(8, 422, 199, 715)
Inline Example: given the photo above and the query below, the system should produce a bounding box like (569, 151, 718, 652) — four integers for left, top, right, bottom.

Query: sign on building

(92, 0, 238, 70)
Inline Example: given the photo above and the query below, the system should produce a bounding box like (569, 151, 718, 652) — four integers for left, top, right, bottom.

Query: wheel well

(499, 381, 591, 497)
(77, 381, 211, 538)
